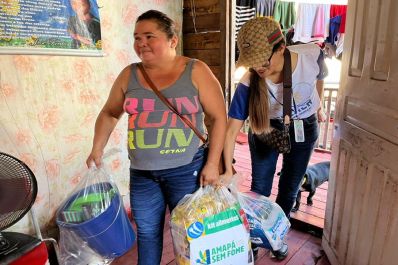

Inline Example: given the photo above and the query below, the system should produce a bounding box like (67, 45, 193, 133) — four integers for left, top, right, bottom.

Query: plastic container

(56, 183, 135, 258)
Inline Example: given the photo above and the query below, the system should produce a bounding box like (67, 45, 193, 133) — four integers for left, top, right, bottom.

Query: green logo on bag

(196, 241, 245, 264)
(204, 207, 242, 234)
(196, 249, 210, 264)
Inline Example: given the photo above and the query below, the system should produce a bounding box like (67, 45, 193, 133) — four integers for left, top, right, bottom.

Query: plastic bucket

(56, 183, 136, 258)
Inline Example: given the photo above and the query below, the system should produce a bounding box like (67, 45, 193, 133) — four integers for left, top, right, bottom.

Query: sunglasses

(262, 51, 275, 68)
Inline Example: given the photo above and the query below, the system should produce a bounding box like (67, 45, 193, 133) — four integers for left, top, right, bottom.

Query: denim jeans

(129, 146, 205, 265)
(249, 114, 319, 217)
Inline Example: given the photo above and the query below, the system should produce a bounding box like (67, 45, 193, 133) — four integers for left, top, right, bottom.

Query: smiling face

(133, 19, 177, 63)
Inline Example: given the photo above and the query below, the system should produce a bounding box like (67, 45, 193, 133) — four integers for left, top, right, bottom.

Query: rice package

(237, 191, 290, 251)
(170, 186, 253, 265)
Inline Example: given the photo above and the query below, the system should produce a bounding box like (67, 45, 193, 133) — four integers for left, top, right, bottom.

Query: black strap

(136, 63, 207, 143)
(282, 49, 292, 125)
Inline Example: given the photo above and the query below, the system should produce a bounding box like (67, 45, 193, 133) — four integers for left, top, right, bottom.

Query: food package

(237, 191, 290, 250)
(226, 174, 290, 251)
(170, 186, 253, 265)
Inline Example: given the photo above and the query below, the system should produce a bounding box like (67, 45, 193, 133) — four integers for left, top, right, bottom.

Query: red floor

(234, 132, 331, 229)
(112, 133, 331, 264)
(112, 219, 330, 265)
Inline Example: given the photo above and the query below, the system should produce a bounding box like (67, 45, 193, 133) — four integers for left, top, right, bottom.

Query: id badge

(294, 119, 305, 142)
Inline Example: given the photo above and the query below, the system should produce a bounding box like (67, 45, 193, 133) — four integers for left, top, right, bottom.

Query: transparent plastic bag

(56, 151, 135, 264)
(58, 228, 107, 265)
(228, 174, 290, 251)
(170, 186, 253, 265)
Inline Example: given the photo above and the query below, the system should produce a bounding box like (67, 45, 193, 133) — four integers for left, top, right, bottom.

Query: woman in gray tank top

(86, 10, 226, 265)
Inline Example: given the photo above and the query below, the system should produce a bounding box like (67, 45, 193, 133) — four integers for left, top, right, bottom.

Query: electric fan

(0, 152, 47, 264)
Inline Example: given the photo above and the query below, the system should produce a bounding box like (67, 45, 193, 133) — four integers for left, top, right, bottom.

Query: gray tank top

(123, 60, 205, 170)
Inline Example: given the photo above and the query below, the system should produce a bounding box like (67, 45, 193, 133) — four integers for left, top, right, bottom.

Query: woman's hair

(248, 40, 285, 134)
(136, 10, 177, 40)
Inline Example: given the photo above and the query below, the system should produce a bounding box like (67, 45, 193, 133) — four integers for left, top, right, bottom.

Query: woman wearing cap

(222, 17, 327, 260)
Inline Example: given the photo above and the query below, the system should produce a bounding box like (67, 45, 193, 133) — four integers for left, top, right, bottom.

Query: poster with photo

(0, 0, 103, 56)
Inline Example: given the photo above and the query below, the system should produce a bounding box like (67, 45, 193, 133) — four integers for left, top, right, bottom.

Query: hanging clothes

(237, 0, 256, 8)
(313, 4, 330, 39)
(335, 33, 344, 58)
(235, 0, 256, 60)
(292, 3, 317, 43)
(273, 0, 296, 33)
(256, 0, 276, 17)
(236, 0, 256, 40)
(326, 15, 341, 45)
(292, 3, 330, 43)
(330, 4, 347, 33)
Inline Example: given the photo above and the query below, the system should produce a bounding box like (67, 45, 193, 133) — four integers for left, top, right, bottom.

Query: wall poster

(0, 0, 103, 56)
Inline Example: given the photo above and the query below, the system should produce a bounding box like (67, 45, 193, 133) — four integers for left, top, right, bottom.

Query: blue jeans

(249, 114, 319, 217)
(129, 146, 205, 265)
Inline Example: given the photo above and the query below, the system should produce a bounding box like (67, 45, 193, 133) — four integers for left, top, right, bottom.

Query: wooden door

(182, 0, 234, 101)
(322, 0, 398, 264)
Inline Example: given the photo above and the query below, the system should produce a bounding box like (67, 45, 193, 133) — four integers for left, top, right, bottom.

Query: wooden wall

(182, 0, 233, 97)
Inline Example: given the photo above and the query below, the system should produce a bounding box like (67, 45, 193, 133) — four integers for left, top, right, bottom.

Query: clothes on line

(273, 0, 296, 33)
(293, 3, 330, 43)
(234, 0, 347, 58)
(256, 0, 276, 17)
(236, 5, 256, 39)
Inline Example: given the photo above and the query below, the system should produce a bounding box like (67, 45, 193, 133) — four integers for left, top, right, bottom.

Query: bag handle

(282, 49, 292, 125)
(137, 63, 207, 143)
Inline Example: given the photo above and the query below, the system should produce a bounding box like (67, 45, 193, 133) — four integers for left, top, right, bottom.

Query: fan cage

(0, 152, 38, 231)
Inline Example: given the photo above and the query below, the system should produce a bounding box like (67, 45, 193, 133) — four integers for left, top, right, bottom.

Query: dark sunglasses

(262, 51, 275, 68)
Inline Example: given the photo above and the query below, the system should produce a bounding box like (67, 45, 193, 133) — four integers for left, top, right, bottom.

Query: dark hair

(248, 40, 285, 134)
(136, 10, 177, 39)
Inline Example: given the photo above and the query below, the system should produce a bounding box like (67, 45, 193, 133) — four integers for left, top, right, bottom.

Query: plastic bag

(56, 153, 135, 264)
(170, 186, 253, 265)
(228, 174, 290, 251)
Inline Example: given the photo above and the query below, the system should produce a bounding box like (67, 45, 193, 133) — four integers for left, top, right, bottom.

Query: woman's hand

(192, 60, 226, 188)
(86, 149, 103, 168)
(221, 118, 244, 186)
(200, 162, 220, 187)
(317, 108, 327, 122)
(219, 169, 235, 187)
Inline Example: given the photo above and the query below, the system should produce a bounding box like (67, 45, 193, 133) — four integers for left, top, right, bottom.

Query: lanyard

(267, 87, 298, 116)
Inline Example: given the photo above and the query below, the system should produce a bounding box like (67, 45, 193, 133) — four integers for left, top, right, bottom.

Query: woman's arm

(223, 118, 244, 178)
(192, 60, 227, 186)
(86, 67, 130, 167)
(316, 79, 326, 122)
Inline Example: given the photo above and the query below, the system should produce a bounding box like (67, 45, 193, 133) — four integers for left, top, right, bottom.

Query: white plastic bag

(228, 174, 290, 251)
(58, 227, 107, 265)
(170, 186, 253, 265)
